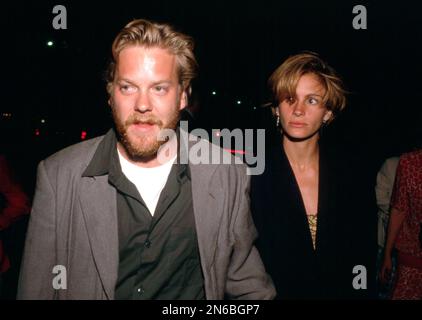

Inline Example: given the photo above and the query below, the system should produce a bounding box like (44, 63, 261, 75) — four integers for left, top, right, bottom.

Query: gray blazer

(17, 129, 275, 300)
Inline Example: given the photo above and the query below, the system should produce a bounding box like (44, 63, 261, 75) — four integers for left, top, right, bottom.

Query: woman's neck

(282, 135, 319, 171)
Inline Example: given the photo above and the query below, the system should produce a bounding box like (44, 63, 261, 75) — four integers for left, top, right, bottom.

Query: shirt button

(137, 287, 145, 295)
(144, 240, 151, 248)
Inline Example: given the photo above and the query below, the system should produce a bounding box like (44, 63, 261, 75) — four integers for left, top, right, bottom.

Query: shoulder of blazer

(41, 131, 107, 178)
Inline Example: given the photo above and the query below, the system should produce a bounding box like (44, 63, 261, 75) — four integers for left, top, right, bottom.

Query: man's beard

(112, 107, 180, 161)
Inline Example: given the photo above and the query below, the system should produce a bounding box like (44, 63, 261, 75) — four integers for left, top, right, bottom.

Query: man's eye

(154, 85, 168, 94)
(119, 85, 136, 94)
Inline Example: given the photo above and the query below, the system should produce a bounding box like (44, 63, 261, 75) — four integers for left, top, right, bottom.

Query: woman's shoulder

(399, 149, 422, 167)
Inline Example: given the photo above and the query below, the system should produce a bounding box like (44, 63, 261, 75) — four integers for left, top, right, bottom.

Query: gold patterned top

(307, 215, 318, 249)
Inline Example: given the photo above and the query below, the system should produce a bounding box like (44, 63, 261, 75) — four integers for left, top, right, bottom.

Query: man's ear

(179, 91, 188, 110)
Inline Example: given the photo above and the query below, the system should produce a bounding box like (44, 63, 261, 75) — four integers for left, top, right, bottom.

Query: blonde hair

(268, 52, 346, 121)
(106, 19, 197, 95)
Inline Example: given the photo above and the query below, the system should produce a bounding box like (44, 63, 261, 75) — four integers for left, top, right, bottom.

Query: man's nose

(134, 91, 152, 112)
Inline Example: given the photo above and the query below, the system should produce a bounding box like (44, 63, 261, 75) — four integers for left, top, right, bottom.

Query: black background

(2, 1, 422, 169)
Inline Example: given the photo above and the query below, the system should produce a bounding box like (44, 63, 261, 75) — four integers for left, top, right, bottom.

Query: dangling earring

(322, 111, 332, 127)
(276, 114, 280, 128)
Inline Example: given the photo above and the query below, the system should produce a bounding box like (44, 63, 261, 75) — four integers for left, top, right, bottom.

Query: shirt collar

(82, 129, 117, 177)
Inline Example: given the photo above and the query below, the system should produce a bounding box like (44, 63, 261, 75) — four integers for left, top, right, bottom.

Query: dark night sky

(1, 0, 422, 189)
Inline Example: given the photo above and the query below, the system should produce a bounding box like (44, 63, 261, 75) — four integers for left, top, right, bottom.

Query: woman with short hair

(251, 52, 376, 299)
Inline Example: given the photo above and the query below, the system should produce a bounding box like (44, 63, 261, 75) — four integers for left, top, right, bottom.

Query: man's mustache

(125, 115, 162, 126)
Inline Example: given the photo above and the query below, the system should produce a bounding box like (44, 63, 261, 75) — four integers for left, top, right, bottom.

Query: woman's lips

(288, 122, 307, 127)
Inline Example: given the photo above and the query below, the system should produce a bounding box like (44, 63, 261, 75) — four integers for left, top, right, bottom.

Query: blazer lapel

(315, 147, 329, 252)
(184, 133, 224, 299)
(278, 144, 316, 252)
(79, 175, 119, 299)
(190, 163, 222, 268)
(315, 144, 338, 253)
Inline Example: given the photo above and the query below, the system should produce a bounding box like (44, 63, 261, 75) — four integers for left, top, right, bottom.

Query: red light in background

(35, 129, 40, 136)
(224, 149, 246, 155)
(81, 131, 87, 140)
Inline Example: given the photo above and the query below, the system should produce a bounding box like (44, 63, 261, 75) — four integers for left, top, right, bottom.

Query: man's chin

(127, 150, 158, 161)
(122, 136, 162, 159)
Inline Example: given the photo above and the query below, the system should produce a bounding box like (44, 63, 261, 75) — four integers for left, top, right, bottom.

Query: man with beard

(17, 19, 275, 300)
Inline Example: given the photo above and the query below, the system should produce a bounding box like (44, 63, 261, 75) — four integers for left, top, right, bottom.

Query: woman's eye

(308, 97, 319, 105)
(286, 97, 295, 104)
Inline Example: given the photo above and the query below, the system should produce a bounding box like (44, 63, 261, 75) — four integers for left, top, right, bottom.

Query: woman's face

(277, 73, 332, 140)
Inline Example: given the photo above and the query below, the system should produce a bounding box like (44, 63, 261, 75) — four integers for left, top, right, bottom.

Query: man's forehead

(115, 45, 179, 80)
(117, 45, 175, 63)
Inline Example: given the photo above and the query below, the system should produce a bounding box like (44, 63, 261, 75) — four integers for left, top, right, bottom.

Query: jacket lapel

(315, 144, 339, 253)
(315, 146, 328, 252)
(277, 144, 316, 252)
(79, 175, 119, 299)
(190, 163, 222, 263)
(185, 134, 223, 299)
